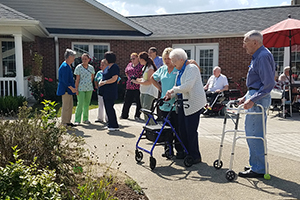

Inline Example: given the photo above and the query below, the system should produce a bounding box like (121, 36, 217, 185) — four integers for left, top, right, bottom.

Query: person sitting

(278, 66, 297, 104)
(203, 66, 229, 109)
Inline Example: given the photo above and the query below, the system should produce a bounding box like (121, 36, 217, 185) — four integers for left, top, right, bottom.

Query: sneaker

(108, 127, 119, 131)
(74, 122, 80, 126)
(95, 119, 103, 123)
(135, 117, 144, 122)
(66, 123, 76, 127)
(83, 120, 91, 124)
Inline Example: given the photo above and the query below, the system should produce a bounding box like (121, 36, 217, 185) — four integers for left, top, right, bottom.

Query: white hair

(244, 30, 263, 44)
(213, 66, 221, 72)
(169, 48, 187, 61)
(64, 48, 76, 60)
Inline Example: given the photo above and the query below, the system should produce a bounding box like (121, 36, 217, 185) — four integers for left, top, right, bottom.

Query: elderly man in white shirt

(203, 66, 229, 108)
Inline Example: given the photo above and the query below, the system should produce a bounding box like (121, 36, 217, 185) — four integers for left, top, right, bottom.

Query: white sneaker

(108, 127, 119, 131)
(74, 122, 80, 126)
(83, 120, 91, 124)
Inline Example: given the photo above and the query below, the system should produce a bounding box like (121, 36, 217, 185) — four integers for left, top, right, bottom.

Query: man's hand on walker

(243, 99, 254, 110)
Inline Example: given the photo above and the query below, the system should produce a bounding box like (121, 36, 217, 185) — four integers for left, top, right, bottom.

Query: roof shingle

(0, 3, 35, 21)
(128, 5, 300, 38)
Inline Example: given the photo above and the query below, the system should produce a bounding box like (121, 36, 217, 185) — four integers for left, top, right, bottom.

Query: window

(291, 45, 300, 78)
(72, 42, 110, 71)
(269, 47, 284, 72)
(1, 40, 16, 77)
(270, 45, 300, 80)
(173, 43, 219, 83)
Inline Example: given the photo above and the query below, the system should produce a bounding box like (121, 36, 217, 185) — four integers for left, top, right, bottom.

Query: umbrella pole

(289, 30, 293, 117)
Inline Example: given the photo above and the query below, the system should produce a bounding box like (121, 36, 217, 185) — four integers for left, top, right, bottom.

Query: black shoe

(244, 166, 251, 171)
(238, 170, 264, 178)
(66, 123, 76, 127)
(175, 152, 185, 159)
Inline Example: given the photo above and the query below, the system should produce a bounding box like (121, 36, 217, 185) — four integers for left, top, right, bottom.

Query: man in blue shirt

(148, 47, 163, 69)
(57, 49, 77, 127)
(238, 30, 275, 178)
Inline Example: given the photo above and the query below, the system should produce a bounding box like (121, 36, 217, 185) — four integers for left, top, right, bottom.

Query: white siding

(0, 0, 135, 31)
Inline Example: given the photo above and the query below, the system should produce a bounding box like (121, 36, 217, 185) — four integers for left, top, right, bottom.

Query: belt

(248, 87, 259, 90)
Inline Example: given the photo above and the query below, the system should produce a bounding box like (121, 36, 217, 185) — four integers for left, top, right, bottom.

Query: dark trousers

(103, 98, 119, 128)
(161, 111, 183, 154)
(178, 104, 201, 160)
(121, 89, 141, 119)
(206, 91, 219, 106)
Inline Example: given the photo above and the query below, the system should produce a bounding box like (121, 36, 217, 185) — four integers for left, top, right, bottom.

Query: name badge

(173, 72, 178, 75)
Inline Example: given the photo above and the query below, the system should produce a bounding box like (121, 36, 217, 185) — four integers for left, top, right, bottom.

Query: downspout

(54, 36, 59, 80)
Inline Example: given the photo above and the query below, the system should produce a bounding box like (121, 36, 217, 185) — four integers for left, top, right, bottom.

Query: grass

(31, 99, 124, 117)
(124, 178, 144, 195)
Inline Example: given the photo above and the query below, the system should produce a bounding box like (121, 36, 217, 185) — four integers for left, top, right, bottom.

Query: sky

(97, 0, 291, 16)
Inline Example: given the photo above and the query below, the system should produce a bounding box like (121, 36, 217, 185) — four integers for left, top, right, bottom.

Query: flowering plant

(29, 77, 58, 103)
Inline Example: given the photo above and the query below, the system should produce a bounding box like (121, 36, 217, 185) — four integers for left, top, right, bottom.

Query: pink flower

(48, 78, 53, 82)
(40, 93, 44, 97)
(44, 77, 48, 81)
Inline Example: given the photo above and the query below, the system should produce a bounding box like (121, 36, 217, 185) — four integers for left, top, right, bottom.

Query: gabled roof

(128, 5, 300, 39)
(0, 3, 34, 20)
(0, 0, 152, 38)
(0, 3, 49, 40)
(85, 0, 152, 36)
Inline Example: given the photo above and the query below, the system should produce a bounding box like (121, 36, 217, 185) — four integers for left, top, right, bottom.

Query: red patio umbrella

(261, 15, 300, 117)
(262, 15, 300, 80)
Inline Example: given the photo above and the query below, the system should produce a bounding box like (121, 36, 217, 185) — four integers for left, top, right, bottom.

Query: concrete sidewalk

(68, 103, 300, 200)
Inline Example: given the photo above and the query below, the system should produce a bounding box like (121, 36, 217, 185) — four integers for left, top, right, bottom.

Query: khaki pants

(61, 92, 73, 125)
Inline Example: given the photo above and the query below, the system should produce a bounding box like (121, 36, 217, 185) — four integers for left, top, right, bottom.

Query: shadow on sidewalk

(237, 175, 300, 199)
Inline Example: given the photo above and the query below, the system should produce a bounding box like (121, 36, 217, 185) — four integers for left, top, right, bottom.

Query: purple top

(125, 62, 143, 90)
(246, 46, 275, 102)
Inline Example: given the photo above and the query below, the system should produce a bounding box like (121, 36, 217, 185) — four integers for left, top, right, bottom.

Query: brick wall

(23, 36, 252, 92)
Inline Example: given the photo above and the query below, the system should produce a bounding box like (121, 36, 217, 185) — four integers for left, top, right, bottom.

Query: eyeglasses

(130, 57, 136, 60)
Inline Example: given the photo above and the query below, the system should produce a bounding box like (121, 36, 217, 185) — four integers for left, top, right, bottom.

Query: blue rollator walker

(135, 98, 194, 170)
(213, 100, 271, 181)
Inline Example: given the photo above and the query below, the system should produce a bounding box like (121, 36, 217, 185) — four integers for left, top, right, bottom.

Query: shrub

(0, 95, 26, 115)
(0, 100, 87, 188)
(0, 146, 61, 199)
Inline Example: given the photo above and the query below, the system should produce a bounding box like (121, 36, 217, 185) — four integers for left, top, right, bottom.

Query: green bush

(0, 95, 26, 115)
(0, 100, 119, 199)
(0, 146, 61, 199)
(0, 100, 87, 189)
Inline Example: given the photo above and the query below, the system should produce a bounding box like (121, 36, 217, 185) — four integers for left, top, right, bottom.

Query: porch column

(14, 34, 25, 96)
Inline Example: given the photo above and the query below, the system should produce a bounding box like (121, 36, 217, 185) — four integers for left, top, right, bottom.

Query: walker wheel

(225, 170, 237, 181)
(183, 155, 194, 167)
(135, 150, 143, 162)
(264, 174, 271, 180)
(213, 160, 223, 169)
(150, 156, 156, 170)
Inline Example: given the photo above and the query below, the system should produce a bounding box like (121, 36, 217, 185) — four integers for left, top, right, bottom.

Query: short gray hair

(64, 48, 76, 60)
(244, 30, 263, 44)
(169, 48, 187, 61)
(213, 66, 221, 72)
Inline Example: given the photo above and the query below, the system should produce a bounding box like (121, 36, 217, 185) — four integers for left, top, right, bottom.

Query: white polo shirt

(207, 74, 228, 92)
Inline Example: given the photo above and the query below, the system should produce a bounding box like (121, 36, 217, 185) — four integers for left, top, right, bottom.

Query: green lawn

(32, 99, 123, 118)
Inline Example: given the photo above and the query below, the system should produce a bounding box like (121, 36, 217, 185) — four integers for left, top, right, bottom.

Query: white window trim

(71, 42, 110, 58)
(0, 39, 15, 77)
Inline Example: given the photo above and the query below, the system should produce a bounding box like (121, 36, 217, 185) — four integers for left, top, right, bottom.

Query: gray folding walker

(213, 100, 271, 181)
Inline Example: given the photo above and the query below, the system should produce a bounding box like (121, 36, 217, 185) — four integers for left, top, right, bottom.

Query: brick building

(0, 0, 300, 98)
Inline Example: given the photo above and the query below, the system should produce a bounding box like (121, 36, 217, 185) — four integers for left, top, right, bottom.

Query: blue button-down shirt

(176, 60, 187, 99)
(246, 46, 275, 102)
(154, 56, 164, 69)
